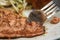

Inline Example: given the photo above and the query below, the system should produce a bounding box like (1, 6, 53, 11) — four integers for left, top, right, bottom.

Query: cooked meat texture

(0, 8, 45, 38)
(50, 17, 60, 24)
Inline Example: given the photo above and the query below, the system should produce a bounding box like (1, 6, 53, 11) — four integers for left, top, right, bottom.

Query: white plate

(17, 9, 60, 40)
(0, 9, 60, 40)
(18, 10, 60, 40)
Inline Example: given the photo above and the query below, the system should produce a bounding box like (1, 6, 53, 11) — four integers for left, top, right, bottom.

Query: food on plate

(0, 0, 46, 39)
(0, 8, 45, 38)
(0, 0, 33, 13)
(0, 0, 51, 11)
(50, 17, 60, 24)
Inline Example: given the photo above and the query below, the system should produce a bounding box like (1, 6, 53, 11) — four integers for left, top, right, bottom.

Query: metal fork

(41, 1, 57, 18)
(23, 1, 58, 25)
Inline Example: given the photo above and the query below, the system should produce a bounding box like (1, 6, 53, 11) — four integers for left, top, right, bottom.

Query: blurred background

(26, 0, 51, 9)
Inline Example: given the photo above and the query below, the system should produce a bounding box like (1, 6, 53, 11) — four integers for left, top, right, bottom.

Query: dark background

(26, 0, 51, 9)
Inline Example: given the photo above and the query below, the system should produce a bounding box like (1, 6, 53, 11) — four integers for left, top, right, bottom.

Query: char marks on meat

(0, 8, 45, 38)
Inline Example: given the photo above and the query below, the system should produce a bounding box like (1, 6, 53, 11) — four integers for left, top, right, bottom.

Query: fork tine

(47, 6, 57, 18)
(40, 0, 58, 19)
(41, 1, 54, 11)
(43, 3, 56, 13)
(46, 6, 57, 16)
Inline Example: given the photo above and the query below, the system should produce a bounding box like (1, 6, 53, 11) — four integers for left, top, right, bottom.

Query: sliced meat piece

(24, 21, 45, 37)
(0, 8, 45, 38)
(50, 17, 60, 24)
